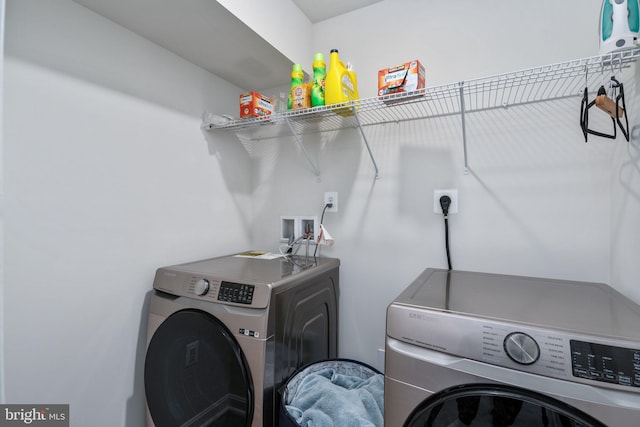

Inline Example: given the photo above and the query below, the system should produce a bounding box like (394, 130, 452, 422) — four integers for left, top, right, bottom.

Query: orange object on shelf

(239, 92, 274, 118)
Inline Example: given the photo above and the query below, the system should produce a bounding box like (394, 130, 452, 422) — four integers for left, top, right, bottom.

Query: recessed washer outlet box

(280, 216, 297, 242)
(280, 216, 319, 243)
(299, 216, 319, 242)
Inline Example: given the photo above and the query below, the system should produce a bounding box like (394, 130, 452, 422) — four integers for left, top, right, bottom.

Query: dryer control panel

(571, 340, 640, 388)
(386, 303, 640, 393)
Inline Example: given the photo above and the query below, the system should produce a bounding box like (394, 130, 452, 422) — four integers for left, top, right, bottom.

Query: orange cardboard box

(239, 92, 274, 118)
(291, 83, 311, 110)
(378, 60, 425, 98)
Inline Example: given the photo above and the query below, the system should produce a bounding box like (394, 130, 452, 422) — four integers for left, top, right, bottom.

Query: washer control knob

(194, 279, 210, 296)
(504, 332, 540, 365)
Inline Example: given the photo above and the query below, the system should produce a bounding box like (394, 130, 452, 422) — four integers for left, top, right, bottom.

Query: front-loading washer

(385, 268, 640, 426)
(144, 253, 339, 427)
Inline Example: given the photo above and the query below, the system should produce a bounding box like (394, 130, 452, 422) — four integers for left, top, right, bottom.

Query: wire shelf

(204, 48, 640, 141)
(203, 48, 640, 178)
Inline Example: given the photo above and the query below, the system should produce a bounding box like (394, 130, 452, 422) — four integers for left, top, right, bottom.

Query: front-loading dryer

(144, 253, 339, 427)
(385, 268, 640, 426)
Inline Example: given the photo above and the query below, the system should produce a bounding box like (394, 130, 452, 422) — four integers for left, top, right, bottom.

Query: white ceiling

(292, 0, 382, 23)
(72, 0, 382, 91)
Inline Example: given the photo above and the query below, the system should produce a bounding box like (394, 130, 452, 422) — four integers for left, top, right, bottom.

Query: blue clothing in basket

(284, 360, 384, 427)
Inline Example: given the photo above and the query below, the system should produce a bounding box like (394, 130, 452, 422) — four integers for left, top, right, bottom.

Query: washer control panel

(217, 281, 255, 305)
(181, 276, 266, 307)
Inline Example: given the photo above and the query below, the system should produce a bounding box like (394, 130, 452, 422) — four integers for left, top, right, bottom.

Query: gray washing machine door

(145, 309, 253, 427)
(404, 384, 605, 427)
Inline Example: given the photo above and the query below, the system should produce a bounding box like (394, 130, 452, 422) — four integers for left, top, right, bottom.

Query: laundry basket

(279, 359, 384, 427)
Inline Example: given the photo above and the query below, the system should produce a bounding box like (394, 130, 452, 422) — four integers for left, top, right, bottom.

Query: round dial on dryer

(504, 332, 540, 365)
(194, 279, 210, 296)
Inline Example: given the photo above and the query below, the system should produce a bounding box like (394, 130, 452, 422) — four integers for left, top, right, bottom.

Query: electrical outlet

(324, 192, 338, 212)
(433, 189, 458, 214)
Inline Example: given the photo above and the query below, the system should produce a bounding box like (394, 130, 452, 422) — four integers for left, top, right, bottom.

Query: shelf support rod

(459, 82, 470, 175)
(351, 104, 380, 179)
(284, 118, 321, 179)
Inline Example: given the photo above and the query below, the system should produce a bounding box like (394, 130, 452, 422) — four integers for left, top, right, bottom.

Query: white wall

(316, 0, 604, 96)
(250, 0, 630, 366)
(3, 0, 251, 425)
(0, 0, 5, 404)
(3, 0, 640, 425)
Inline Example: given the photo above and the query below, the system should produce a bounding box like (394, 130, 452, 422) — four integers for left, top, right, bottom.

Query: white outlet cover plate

(324, 192, 338, 212)
(433, 189, 458, 214)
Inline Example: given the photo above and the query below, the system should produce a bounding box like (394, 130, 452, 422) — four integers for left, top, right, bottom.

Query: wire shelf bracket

(351, 104, 380, 179)
(459, 82, 470, 175)
(284, 118, 321, 180)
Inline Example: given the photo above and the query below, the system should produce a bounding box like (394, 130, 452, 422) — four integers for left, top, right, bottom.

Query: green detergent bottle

(288, 63, 304, 110)
(311, 53, 326, 107)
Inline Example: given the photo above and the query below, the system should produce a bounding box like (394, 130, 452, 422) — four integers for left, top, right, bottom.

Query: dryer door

(145, 309, 253, 427)
(403, 384, 605, 427)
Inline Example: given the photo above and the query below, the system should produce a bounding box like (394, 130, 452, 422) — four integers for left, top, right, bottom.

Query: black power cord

(313, 202, 333, 257)
(439, 195, 452, 270)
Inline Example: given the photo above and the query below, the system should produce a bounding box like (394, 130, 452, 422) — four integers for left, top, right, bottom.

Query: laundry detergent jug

(325, 49, 359, 106)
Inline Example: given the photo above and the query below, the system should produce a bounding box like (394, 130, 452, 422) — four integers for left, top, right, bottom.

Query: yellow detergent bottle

(325, 49, 359, 106)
